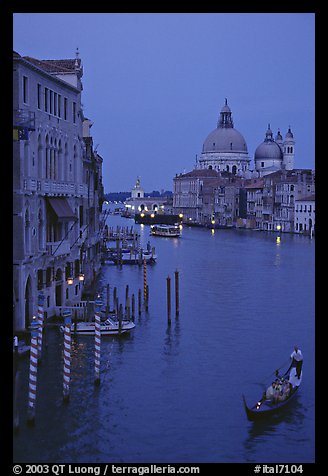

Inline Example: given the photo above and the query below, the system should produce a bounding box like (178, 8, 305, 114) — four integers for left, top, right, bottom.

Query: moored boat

(242, 365, 302, 421)
(60, 317, 135, 335)
(150, 224, 181, 237)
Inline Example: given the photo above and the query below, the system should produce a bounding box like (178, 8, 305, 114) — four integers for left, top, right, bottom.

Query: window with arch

(24, 207, 30, 254)
(37, 134, 43, 178)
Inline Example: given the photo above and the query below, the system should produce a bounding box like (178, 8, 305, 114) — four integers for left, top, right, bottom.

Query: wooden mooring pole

(37, 292, 45, 363)
(131, 294, 135, 321)
(94, 295, 102, 386)
(13, 336, 20, 432)
(175, 270, 179, 318)
(62, 308, 72, 402)
(167, 276, 171, 325)
(138, 289, 142, 316)
(143, 257, 147, 302)
(27, 316, 40, 425)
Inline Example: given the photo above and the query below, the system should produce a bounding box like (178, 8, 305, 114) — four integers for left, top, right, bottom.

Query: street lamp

(66, 277, 74, 285)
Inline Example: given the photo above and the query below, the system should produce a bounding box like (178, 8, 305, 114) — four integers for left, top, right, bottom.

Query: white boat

(106, 248, 157, 264)
(150, 224, 181, 237)
(60, 317, 135, 335)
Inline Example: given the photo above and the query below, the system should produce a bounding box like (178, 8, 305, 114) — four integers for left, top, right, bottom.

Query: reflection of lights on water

(276, 236, 281, 244)
(211, 229, 215, 235)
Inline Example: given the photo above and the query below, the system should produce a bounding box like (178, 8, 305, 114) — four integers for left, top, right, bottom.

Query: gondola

(242, 365, 302, 421)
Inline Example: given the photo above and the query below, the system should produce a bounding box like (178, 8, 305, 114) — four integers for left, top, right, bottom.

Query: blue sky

(13, 13, 315, 193)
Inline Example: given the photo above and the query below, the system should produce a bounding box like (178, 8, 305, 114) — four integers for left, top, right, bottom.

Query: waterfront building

(124, 177, 168, 215)
(13, 50, 104, 331)
(173, 169, 220, 223)
(294, 195, 315, 236)
(261, 169, 315, 232)
(173, 169, 245, 226)
(245, 178, 264, 229)
(198, 99, 251, 175)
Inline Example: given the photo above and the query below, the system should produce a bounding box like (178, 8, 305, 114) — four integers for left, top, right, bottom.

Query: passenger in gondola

(266, 381, 276, 400)
(290, 345, 303, 379)
(277, 381, 291, 402)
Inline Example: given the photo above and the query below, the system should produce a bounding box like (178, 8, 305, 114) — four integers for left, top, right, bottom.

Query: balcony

(23, 178, 88, 197)
(46, 240, 71, 257)
(13, 109, 35, 130)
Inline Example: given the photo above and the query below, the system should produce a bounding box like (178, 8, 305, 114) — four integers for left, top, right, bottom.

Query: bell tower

(283, 127, 295, 170)
(131, 177, 144, 199)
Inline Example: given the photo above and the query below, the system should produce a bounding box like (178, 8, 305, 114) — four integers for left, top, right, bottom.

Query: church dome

(203, 127, 248, 153)
(202, 99, 248, 154)
(254, 125, 283, 161)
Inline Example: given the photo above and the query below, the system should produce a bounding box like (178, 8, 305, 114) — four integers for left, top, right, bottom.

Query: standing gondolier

(290, 345, 303, 379)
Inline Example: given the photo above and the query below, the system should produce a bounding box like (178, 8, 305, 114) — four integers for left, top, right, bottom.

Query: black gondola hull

(242, 386, 300, 421)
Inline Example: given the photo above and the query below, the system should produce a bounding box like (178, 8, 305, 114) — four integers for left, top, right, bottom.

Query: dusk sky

(13, 13, 315, 193)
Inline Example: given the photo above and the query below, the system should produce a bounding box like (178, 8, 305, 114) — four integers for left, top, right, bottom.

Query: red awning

(46, 197, 77, 221)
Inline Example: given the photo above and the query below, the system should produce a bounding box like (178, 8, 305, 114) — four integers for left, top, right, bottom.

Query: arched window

(58, 140, 62, 180)
(24, 207, 30, 254)
(38, 207, 44, 250)
(37, 134, 43, 178)
(50, 136, 54, 179)
(232, 165, 237, 175)
(73, 144, 77, 181)
(64, 143, 69, 181)
(53, 138, 57, 180)
(45, 135, 50, 178)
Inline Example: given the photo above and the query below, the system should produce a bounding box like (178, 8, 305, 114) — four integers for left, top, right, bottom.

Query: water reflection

(163, 320, 181, 357)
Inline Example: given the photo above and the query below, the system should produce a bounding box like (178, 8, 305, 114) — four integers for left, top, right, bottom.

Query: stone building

(261, 169, 315, 232)
(124, 177, 168, 215)
(13, 51, 104, 331)
(173, 169, 245, 226)
(294, 195, 315, 235)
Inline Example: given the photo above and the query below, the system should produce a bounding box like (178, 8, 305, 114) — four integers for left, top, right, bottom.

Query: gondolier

(290, 345, 303, 379)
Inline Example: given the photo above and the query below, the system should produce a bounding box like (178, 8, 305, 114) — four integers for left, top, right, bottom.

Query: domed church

(198, 99, 251, 175)
(254, 125, 295, 176)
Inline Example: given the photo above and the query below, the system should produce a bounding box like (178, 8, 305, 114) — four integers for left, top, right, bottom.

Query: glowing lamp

(67, 277, 74, 285)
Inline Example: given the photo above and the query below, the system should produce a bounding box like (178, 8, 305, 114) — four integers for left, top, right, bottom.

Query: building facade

(13, 51, 104, 331)
(294, 195, 315, 235)
(173, 169, 245, 226)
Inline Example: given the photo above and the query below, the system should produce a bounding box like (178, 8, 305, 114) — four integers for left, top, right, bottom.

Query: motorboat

(60, 317, 135, 335)
(150, 224, 181, 237)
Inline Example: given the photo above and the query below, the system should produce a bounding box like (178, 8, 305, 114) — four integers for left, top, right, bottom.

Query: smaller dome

(255, 141, 283, 161)
(255, 125, 283, 161)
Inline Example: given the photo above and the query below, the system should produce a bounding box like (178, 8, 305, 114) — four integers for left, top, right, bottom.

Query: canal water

(13, 206, 315, 463)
